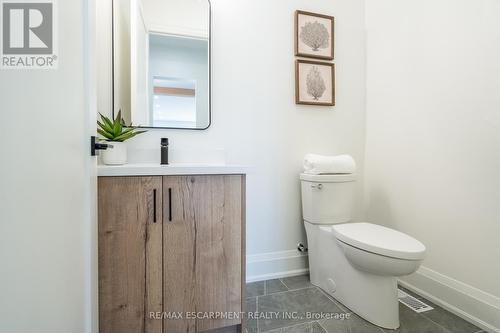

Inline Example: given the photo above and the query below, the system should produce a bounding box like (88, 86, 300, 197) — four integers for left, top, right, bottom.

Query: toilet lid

(332, 223, 426, 260)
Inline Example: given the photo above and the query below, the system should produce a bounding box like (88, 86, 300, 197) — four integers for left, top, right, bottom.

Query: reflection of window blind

(154, 86, 196, 97)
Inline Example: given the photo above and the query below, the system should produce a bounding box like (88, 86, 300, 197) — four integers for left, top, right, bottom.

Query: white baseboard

(400, 266, 500, 333)
(246, 250, 309, 283)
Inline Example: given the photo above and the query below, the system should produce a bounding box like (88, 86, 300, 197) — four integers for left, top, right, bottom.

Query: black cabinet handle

(153, 189, 157, 223)
(168, 188, 172, 222)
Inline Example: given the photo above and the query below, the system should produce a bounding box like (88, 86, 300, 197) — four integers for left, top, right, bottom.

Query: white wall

(0, 0, 92, 332)
(97, 0, 366, 279)
(142, 0, 209, 38)
(364, 0, 500, 330)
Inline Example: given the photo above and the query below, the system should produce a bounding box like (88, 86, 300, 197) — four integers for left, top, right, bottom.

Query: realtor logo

(1, 0, 57, 69)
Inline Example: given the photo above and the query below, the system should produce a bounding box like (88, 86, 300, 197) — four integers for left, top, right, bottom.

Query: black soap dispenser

(161, 138, 169, 165)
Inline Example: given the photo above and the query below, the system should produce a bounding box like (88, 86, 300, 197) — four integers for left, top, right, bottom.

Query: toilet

(300, 173, 426, 329)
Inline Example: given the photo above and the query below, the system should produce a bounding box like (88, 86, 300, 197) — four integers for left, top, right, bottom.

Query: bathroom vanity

(98, 165, 247, 333)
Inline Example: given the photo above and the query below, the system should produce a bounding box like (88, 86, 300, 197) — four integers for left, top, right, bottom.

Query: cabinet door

(99, 177, 163, 333)
(163, 175, 243, 332)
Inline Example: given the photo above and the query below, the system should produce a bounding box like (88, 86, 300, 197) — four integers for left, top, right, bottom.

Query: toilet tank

(300, 173, 356, 224)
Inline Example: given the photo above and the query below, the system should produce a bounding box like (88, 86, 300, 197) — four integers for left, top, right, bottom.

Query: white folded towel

(303, 154, 356, 175)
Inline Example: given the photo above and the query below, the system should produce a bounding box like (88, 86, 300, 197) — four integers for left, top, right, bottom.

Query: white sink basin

(97, 163, 249, 176)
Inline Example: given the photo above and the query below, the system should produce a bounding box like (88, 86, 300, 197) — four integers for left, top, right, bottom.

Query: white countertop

(97, 163, 249, 177)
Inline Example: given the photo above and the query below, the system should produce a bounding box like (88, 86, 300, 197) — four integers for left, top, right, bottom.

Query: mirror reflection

(113, 0, 211, 129)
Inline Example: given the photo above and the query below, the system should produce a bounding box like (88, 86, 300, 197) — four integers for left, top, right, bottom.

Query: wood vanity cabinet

(98, 175, 246, 333)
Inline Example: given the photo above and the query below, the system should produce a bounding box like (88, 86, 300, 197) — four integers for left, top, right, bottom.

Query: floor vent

(398, 289, 434, 313)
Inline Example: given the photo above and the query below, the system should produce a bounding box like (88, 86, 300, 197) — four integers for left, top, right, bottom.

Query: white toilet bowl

(333, 222, 425, 277)
(306, 222, 425, 329)
(300, 173, 426, 329)
(338, 240, 422, 276)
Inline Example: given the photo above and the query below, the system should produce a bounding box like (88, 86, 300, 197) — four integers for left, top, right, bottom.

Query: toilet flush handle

(311, 183, 323, 190)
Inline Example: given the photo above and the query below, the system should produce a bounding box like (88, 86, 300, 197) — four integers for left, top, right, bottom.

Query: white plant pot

(101, 141, 127, 165)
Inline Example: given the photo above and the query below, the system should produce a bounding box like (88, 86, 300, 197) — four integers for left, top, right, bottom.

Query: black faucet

(161, 138, 169, 165)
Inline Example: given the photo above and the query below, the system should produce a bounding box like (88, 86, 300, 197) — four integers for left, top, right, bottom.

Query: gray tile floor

(245, 275, 484, 333)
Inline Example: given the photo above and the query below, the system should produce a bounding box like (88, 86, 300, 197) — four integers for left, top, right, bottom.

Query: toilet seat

(332, 223, 426, 260)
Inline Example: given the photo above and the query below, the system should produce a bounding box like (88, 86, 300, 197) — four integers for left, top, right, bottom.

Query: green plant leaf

(97, 128, 115, 140)
(113, 110, 123, 136)
(114, 129, 147, 142)
(112, 127, 135, 141)
(97, 120, 113, 134)
(114, 131, 136, 141)
(100, 113, 114, 130)
(128, 130, 148, 139)
(96, 109, 146, 142)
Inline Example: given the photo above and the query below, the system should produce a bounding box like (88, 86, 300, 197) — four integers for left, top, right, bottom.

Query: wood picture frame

(295, 59, 335, 106)
(295, 10, 335, 60)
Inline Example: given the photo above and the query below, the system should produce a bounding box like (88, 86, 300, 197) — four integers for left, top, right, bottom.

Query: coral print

(306, 66, 326, 100)
(296, 60, 335, 106)
(300, 21, 330, 52)
(295, 10, 334, 60)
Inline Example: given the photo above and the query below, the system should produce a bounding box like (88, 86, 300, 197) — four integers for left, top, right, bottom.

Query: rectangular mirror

(113, 0, 211, 130)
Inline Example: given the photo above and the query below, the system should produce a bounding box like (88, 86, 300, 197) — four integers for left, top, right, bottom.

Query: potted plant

(97, 111, 146, 165)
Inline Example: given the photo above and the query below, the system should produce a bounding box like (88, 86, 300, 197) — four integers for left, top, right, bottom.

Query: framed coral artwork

(295, 10, 334, 60)
(295, 60, 335, 106)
